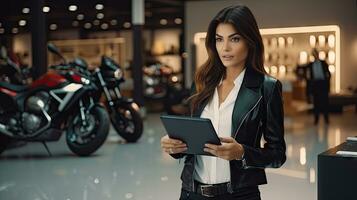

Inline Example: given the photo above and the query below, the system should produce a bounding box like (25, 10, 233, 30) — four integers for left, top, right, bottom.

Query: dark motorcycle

(94, 57, 143, 142)
(0, 46, 110, 156)
(0, 46, 29, 85)
(142, 60, 189, 115)
(48, 44, 143, 143)
(164, 74, 190, 115)
(143, 61, 170, 99)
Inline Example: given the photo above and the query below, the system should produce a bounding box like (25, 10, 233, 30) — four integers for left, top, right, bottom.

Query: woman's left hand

(204, 137, 244, 161)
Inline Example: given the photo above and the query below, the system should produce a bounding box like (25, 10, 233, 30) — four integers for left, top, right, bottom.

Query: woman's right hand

(160, 135, 187, 154)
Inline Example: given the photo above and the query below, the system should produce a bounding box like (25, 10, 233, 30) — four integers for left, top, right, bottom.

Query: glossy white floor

(0, 110, 356, 200)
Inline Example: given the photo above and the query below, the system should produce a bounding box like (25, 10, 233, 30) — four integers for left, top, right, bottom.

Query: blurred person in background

(306, 48, 331, 125)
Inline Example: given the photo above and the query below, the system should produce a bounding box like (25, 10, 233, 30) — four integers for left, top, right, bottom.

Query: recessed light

(96, 13, 104, 19)
(49, 24, 57, 30)
(101, 23, 108, 30)
(95, 4, 104, 10)
(43, 6, 50, 13)
(12, 28, 19, 34)
(110, 19, 118, 26)
(174, 18, 182, 25)
(0, 28, 5, 34)
(19, 20, 26, 26)
(72, 21, 79, 27)
(77, 14, 84, 21)
(22, 7, 30, 14)
(123, 22, 131, 28)
(84, 22, 92, 29)
(93, 20, 100, 26)
(160, 19, 168, 25)
(68, 5, 77, 12)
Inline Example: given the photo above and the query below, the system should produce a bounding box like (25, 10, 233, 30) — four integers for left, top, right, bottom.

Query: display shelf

(48, 37, 126, 71)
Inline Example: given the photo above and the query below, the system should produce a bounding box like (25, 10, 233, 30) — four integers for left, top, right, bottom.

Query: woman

(161, 5, 286, 200)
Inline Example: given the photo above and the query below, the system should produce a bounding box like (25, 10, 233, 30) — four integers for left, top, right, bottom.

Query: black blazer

(171, 67, 286, 192)
(306, 60, 331, 81)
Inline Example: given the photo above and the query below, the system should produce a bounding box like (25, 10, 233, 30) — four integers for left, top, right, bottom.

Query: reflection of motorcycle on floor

(48, 44, 143, 143)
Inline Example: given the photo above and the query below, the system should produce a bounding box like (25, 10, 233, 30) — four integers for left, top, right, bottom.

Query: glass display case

(48, 37, 126, 70)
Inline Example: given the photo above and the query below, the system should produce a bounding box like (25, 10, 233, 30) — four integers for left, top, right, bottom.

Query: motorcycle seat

(0, 81, 28, 92)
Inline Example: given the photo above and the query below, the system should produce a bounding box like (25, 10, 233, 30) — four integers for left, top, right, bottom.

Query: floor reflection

(0, 111, 356, 200)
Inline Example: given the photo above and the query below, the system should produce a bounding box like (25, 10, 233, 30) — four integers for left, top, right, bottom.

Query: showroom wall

(185, 0, 357, 91)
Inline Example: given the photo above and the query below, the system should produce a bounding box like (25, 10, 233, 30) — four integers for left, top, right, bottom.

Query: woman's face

(215, 23, 248, 69)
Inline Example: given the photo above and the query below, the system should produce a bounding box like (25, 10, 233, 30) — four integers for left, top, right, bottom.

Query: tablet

(160, 115, 221, 156)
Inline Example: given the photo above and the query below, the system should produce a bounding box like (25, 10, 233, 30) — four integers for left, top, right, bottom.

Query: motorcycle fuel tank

(31, 71, 67, 89)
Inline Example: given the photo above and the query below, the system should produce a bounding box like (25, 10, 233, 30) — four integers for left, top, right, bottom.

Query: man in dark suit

(306, 48, 331, 125)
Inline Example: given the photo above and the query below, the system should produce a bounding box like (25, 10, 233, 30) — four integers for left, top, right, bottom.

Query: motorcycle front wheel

(111, 103, 143, 143)
(66, 105, 109, 156)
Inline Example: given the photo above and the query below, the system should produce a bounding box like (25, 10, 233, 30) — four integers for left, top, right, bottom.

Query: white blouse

(194, 69, 245, 184)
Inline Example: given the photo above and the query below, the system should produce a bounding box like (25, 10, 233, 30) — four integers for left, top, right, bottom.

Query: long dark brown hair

(190, 5, 266, 113)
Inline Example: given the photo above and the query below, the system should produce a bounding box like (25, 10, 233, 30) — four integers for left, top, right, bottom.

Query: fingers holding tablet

(161, 135, 187, 154)
(204, 136, 244, 160)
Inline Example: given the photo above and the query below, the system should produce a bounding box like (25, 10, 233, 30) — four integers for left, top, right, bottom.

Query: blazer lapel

(231, 68, 263, 137)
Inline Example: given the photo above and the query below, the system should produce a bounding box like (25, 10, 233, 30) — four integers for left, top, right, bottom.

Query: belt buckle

(200, 184, 215, 198)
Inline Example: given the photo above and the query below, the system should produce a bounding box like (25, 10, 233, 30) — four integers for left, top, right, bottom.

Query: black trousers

(179, 187, 261, 200)
(311, 80, 329, 123)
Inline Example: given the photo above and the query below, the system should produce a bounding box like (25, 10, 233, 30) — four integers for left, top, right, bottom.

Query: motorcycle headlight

(171, 75, 178, 83)
(114, 69, 122, 79)
(81, 77, 90, 85)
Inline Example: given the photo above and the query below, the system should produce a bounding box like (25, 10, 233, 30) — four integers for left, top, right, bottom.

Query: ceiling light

(95, 4, 104, 10)
(174, 18, 182, 24)
(68, 5, 77, 11)
(123, 22, 131, 28)
(93, 20, 100, 26)
(72, 21, 79, 27)
(160, 19, 168, 25)
(12, 28, 19, 34)
(22, 7, 30, 14)
(19, 20, 26, 26)
(43, 6, 50, 13)
(110, 19, 118, 26)
(77, 14, 84, 20)
(96, 13, 104, 19)
(101, 23, 108, 30)
(49, 24, 57, 30)
(0, 28, 4, 34)
(84, 23, 92, 29)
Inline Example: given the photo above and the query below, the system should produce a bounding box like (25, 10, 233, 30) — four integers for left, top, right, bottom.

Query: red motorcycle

(0, 49, 109, 156)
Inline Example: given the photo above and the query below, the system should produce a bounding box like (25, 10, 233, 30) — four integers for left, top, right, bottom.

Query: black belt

(194, 181, 232, 197)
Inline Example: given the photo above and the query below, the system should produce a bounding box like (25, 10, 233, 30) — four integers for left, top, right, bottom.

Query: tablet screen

(160, 115, 221, 156)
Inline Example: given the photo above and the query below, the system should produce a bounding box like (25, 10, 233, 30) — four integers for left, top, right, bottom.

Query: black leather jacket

(171, 67, 286, 193)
